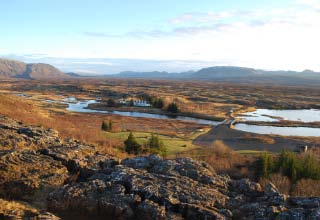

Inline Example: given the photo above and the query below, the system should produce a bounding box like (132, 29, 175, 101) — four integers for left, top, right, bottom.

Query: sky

(1, 0, 320, 74)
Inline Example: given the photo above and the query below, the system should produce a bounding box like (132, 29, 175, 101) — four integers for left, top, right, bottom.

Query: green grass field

(236, 150, 268, 155)
(104, 129, 209, 155)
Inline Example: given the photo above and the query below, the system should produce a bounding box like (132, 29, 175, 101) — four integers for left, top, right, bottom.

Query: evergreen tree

(256, 152, 275, 178)
(302, 153, 320, 180)
(124, 132, 141, 155)
(167, 102, 179, 113)
(152, 98, 164, 109)
(148, 134, 167, 156)
(101, 120, 113, 131)
(108, 120, 113, 131)
(101, 121, 109, 131)
(277, 151, 302, 182)
(254, 150, 320, 183)
(107, 98, 116, 107)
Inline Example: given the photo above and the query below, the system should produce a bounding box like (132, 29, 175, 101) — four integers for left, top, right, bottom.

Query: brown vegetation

(177, 140, 254, 179)
(0, 199, 40, 219)
(292, 179, 320, 197)
(239, 133, 276, 144)
(259, 174, 291, 195)
(206, 141, 253, 178)
(0, 93, 205, 158)
(260, 175, 320, 197)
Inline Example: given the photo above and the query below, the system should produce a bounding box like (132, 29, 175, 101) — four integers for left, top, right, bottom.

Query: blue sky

(1, 0, 320, 74)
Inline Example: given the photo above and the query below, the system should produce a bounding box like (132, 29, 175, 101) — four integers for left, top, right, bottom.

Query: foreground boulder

(46, 155, 320, 220)
(0, 115, 116, 205)
(48, 156, 229, 220)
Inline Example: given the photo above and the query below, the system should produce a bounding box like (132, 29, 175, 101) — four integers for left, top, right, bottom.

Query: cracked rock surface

(1, 115, 320, 220)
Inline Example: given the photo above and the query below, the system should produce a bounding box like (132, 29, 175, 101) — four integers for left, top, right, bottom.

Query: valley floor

(1, 115, 320, 220)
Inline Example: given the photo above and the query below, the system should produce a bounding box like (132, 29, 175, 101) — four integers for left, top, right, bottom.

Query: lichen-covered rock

(48, 157, 229, 220)
(289, 197, 320, 209)
(48, 179, 139, 220)
(179, 203, 226, 220)
(1, 116, 320, 220)
(136, 199, 166, 220)
(276, 208, 306, 220)
(0, 151, 68, 199)
(308, 208, 320, 220)
(121, 155, 162, 170)
(230, 178, 263, 197)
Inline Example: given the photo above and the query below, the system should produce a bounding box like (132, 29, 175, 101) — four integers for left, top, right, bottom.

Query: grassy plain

(1, 78, 320, 196)
(0, 78, 319, 158)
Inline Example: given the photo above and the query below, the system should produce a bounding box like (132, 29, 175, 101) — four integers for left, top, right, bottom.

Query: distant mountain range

(110, 66, 320, 85)
(1, 58, 320, 85)
(113, 70, 195, 79)
(0, 58, 67, 79)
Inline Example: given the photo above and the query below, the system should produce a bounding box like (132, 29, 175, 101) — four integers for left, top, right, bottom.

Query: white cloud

(172, 11, 233, 24)
(9, 1, 320, 71)
(71, 61, 113, 66)
(96, 1, 320, 71)
(296, 0, 320, 8)
(73, 69, 97, 74)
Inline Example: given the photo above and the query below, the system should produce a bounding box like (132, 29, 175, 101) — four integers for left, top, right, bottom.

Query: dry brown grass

(0, 94, 205, 158)
(0, 94, 50, 124)
(239, 133, 275, 144)
(0, 198, 38, 218)
(0, 94, 122, 156)
(259, 173, 291, 195)
(180, 140, 254, 178)
(259, 174, 320, 197)
(292, 179, 320, 197)
(3, 78, 320, 120)
(204, 140, 253, 178)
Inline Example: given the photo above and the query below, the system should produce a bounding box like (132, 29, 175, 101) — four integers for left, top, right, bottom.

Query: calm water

(66, 99, 220, 126)
(238, 109, 320, 122)
(234, 123, 320, 137)
(14, 94, 320, 137)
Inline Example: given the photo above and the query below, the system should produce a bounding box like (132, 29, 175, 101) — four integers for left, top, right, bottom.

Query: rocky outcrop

(0, 115, 116, 201)
(0, 115, 117, 171)
(0, 150, 68, 199)
(47, 155, 320, 220)
(47, 156, 229, 220)
(1, 115, 320, 220)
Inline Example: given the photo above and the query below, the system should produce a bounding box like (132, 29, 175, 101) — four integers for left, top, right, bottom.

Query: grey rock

(276, 208, 306, 220)
(230, 178, 263, 197)
(289, 197, 320, 209)
(1, 116, 320, 220)
(308, 208, 320, 220)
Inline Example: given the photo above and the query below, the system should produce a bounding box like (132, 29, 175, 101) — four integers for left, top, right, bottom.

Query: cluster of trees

(124, 132, 167, 156)
(106, 94, 180, 114)
(137, 94, 164, 109)
(124, 132, 141, 154)
(107, 98, 117, 107)
(101, 120, 113, 132)
(151, 98, 164, 109)
(256, 151, 320, 183)
(167, 102, 179, 113)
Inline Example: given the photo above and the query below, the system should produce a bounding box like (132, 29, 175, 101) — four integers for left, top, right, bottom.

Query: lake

(234, 123, 320, 137)
(19, 94, 320, 136)
(66, 99, 220, 126)
(238, 109, 320, 122)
